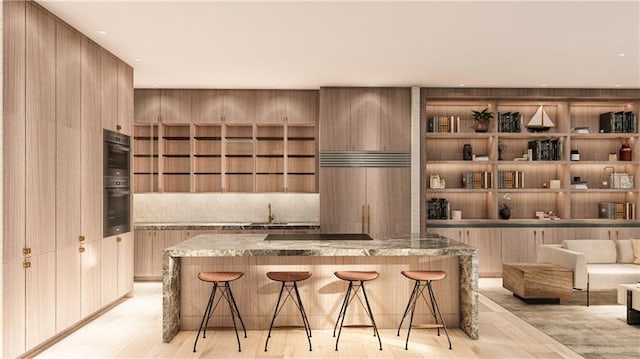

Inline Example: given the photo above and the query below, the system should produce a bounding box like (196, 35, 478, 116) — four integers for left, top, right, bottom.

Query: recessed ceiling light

(135, 58, 142, 62)
(615, 84, 620, 87)
(459, 84, 465, 87)
(618, 53, 625, 57)
(541, 84, 547, 87)
(367, 84, 374, 87)
(98, 30, 107, 35)
(153, 84, 159, 88)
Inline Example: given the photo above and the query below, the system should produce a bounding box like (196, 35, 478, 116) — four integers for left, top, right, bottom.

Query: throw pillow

(631, 239, 640, 264)
(616, 239, 635, 263)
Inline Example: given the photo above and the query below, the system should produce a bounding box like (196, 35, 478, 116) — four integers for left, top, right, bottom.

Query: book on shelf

(527, 138, 562, 161)
(498, 112, 522, 133)
(599, 202, 635, 220)
(427, 198, 450, 219)
(462, 171, 492, 189)
(599, 111, 637, 133)
(497, 170, 525, 189)
(572, 127, 590, 134)
(570, 180, 588, 189)
(427, 115, 461, 133)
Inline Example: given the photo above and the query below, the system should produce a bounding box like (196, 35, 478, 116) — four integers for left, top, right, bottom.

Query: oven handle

(109, 143, 130, 153)
(107, 188, 131, 196)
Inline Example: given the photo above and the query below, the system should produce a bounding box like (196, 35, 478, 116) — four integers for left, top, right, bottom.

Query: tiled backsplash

(133, 193, 319, 224)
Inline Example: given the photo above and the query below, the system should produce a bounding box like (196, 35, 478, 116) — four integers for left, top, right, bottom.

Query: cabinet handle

(79, 235, 85, 242)
(367, 205, 371, 234)
(23, 261, 31, 269)
(79, 246, 86, 253)
(23, 247, 31, 256)
(117, 237, 122, 242)
(362, 205, 366, 233)
(608, 230, 612, 240)
(616, 230, 619, 240)
(117, 124, 122, 131)
(458, 230, 462, 241)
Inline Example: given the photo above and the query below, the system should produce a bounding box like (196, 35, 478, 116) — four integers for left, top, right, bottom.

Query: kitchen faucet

(268, 203, 274, 224)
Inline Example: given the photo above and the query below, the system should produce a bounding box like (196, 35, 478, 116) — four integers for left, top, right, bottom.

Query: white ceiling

(40, 1, 640, 89)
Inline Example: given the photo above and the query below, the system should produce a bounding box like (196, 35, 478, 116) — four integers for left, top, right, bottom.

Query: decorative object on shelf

(451, 210, 462, 220)
(498, 112, 522, 133)
(550, 179, 561, 189)
(599, 111, 637, 133)
(429, 174, 446, 189)
(471, 108, 493, 132)
(428, 115, 460, 133)
(427, 198, 450, 220)
(463, 144, 472, 160)
(498, 142, 505, 160)
(572, 127, 590, 134)
(599, 201, 636, 220)
(571, 176, 588, 189)
(609, 153, 618, 161)
(610, 172, 634, 189)
(497, 170, 524, 189)
(601, 166, 615, 188)
(536, 211, 560, 220)
(570, 149, 580, 161)
(619, 138, 633, 161)
(526, 105, 555, 132)
(462, 171, 492, 189)
(472, 154, 489, 161)
(499, 193, 511, 220)
(528, 138, 562, 161)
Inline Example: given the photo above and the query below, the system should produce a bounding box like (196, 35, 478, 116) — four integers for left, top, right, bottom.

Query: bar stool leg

(360, 281, 382, 350)
(223, 282, 242, 352)
(226, 281, 247, 338)
(428, 281, 452, 350)
(293, 282, 312, 351)
(193, 283, 218, 352)
(334, 282, 352, 350)
(404, 281, 422, 350)
(333, 281, 352, 338)
(397, 280, 420, 336)
(265, 282, 286, 352)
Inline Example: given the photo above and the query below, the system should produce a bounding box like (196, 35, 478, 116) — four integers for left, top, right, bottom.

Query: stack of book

(599, 111, 637, 133)
(598, 202, 636, 220)
(570, 180, 588, 189)
(498, 112, 522, 133)
(497, 170, 525, 189)
(609, 172, 634, 189)
(427, 116, 461, 133)
(527, 138, 563, 161)
(427, 198, 450, 219)
(461, 171, 492, 189)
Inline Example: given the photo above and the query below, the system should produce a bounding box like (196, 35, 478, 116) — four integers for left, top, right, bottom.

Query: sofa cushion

(587, 263, 640, 290)
(632, 239, 640, 264)
(616, 240, 636, 263)
(563, 239, 616, 264)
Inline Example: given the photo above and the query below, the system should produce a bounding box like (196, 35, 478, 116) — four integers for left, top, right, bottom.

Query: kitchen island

(162, 233, 478, 342)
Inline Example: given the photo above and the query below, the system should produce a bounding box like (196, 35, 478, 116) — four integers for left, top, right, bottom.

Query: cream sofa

(537, 239, 640, 305)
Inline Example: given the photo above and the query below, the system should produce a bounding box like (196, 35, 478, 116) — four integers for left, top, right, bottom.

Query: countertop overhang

(164, 233, 476, 257)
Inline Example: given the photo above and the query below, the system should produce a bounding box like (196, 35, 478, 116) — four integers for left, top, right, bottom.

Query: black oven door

(104, 188, 131, 237)
(104, 142, 131, 177)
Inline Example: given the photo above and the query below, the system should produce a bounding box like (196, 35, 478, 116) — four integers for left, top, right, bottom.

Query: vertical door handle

(367, 205, 371, 234)
(458, 230, 462, 242)
(608, 230, 612, 240)
(615, 230, 619, 240)
(362, 205, 366, 233)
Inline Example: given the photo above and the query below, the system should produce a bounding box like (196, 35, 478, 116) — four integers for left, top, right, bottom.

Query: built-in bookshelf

(133, 122, 317, 193)
(422, 89, 640, 227)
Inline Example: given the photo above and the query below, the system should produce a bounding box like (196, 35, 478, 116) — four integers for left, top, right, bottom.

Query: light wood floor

(36, 279, 583, 359)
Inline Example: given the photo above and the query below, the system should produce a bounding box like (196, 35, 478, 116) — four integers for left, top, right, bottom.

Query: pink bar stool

(397, 270, 452, 350)
(193, 271, 246, 353)
(333, 270, 382, 351)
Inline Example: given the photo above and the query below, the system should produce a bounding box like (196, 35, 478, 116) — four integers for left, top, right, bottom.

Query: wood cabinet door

(161, 89, 192, 123)
(366, 167, 410, 234)
(501, 228, 538, 263)
(320, 167, 366, 233)
(466, 228, 502, 276)
(540, 227, 575, 245)
(117, 61, 134, 134)
(134, 230, 154, 277)
(612, 227, 640, 240)
(285, 90, 318, 124)
(55, 246, 81, 331)
(379, 88, 411, 151)
(80, 240, 102, 317)
(3, 0, 27, 264)
(350, 88, 382, 151)
(255, 90, 286, 124)
(117, 232, 134, 297)
(319, 88, 351, 150)
(101, 50, 118, 132)
(574, 227, 613, 240)
(80, 38, 103, 245)
(26, 3, 56, 256)
(3, 260, 26, 358)
(427, 228, 465, 242)
(192, 89, 223, 123)
(101, 236, 118, 306)
(223, 90, 256, 123)
(25, 251, 56, 351)
(134, 89, 161, 123)
(56, 22, 81, 250)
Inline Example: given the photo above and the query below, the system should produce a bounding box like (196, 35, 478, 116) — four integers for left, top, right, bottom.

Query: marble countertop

(164, 233, 476, 257)
(134, 222, 320, 230)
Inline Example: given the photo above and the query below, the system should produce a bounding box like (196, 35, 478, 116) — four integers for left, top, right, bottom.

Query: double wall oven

(104, 129, 131, 237)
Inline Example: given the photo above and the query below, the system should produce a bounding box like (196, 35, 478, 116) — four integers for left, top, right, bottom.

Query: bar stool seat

(265, 271, 313, 352)
(333, 270, 382, 351)
(397, 270, 452, 350)
(193, 271, 247, 353)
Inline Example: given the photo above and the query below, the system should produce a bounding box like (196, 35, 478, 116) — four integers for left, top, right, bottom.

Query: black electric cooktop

(264, 233, 373, 241)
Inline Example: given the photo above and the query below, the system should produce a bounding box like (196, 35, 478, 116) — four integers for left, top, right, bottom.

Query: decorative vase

(619, 143, 632, 161)
(474, 121, 489, 133)
(499, 207, 511, 220)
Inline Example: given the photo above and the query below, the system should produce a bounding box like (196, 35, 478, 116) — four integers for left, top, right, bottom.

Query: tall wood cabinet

(3, 2, 134, 357)
(319, 87, 411, 234)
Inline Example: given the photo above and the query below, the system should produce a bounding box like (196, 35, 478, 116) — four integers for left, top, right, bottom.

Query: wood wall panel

(366, 168, 411, 234)
(133, 89, 161, 123)
(161, 89, 192, 123)
(380, 87, 411, 151)
(3, 260, 26, 358)
(350, 89, 382, 150)
(81, 240, 102, 317)
(319, 88, 351, 150)
(3, 0, 27, 264)
(55, 22, 81, 250)
(80, 38, 103, 244)
(134, 230, 154, 278)
(319, 167, 366, 233)
(101, 50, 118, 131)
(25, 3, 56, 255)
(118, 61, 134, 134)
(55, 246, 81, 331)
(223, 90, 255, 123)
(255, 90, 285, 123)
(117, 233, 134, 297)
(101, 236, 119, 306)
(285, 90, 318, 124)
(25, 251, 56, 351)
(192, 89, 224, 123)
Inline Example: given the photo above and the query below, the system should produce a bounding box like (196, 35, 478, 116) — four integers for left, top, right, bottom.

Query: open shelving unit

(161, 124, 191, 192)
(422, 90, 640, 228)
(133, 124, 159, 192)
(193, 124, 222, 192)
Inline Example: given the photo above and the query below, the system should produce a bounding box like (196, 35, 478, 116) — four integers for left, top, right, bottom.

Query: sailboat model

(526, 105, 555, 132)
